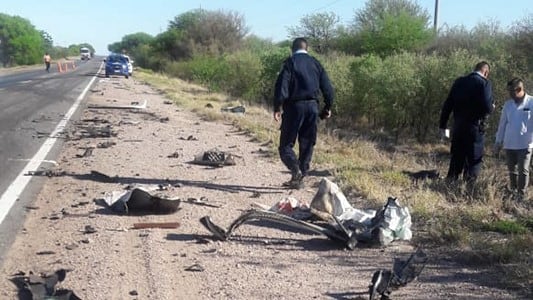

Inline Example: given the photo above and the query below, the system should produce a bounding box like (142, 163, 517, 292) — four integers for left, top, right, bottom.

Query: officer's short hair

(292, 38, 308, 52)
(474, 61, 490, 72)
(507, 77, 524, 90)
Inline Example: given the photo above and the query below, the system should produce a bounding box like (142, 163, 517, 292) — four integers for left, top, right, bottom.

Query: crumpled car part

(369, 248, 428, 300)
(10, 269, 81, 300)
(192, 149, 236, 167)
(103, 186, 181, 214)
(310, 178, 412, 246)
(200, 209, 359, 250)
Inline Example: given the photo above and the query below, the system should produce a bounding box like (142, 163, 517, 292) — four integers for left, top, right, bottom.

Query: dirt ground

(0, 74, 527, 299)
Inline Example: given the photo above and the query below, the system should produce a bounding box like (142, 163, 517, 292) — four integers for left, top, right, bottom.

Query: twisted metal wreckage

(200, 178, 427, 299)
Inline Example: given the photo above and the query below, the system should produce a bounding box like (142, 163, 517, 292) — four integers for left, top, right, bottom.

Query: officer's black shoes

(283, 170, 304, 190)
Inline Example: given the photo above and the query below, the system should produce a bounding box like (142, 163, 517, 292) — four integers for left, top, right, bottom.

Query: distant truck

(80, 47, 91, 60)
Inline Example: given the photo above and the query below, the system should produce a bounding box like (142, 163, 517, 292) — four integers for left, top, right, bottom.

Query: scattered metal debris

(167, 151, 180, 158)
(10, 269, 81, 300)
(83, 225, 97, 234)
(75, 147, 94, 158)
(221, 105, 245, 113)
(310, 178, 412, 246)
(102, 186, 181, 214)
(132, 222, 180, 229)
(118, 120, 141, 126)
(36, 250, 56, 255)
(80, 118, 109, 124)
(191, 149, 236, 167)
(201, 189, 413, 249)
(123, 139, 143, 143)
(185, 263, 205, 272)
(369, 249, 428, 300)
(25, 170, 66, 177)
(185, 197, 221, 208)
(200, 209, 358, 249)
(65, 243, 79, 250)
(180, 135, 198, 141)
(87, 100, 147, 110)
(97, 141, 116, 148)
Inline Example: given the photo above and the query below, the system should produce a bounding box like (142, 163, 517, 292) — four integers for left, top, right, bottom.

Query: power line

(309, 0, 343, 14)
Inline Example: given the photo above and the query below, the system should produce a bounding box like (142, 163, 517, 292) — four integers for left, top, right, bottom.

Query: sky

(1, 0, 531, 55)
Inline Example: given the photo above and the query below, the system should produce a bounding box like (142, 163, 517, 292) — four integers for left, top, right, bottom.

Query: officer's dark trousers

(447, 125, 484, 181)
(279, 100, 318, 176)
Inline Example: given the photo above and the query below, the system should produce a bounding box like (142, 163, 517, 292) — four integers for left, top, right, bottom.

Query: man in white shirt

(494, 78, 533, 201)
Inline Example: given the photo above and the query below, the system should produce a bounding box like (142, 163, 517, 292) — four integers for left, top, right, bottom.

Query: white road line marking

(19, 80, 32, 84)
(0, 63, 103, 225)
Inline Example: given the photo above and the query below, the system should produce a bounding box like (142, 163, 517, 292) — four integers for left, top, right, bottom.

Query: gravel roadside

(0, 73, 524, 299)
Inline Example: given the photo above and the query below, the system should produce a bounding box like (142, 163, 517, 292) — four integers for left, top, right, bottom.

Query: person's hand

(319, 108, 331, 120)
(273, 111, 281, 122)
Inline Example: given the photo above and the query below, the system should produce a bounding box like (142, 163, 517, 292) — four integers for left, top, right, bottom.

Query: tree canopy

(351, 0, 433, 55)
(0, 13, 43, 66)
(287, 12, 340, 54)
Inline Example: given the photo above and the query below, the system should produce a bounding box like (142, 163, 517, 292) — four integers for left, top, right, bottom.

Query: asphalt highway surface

(0, 58, 103, 262)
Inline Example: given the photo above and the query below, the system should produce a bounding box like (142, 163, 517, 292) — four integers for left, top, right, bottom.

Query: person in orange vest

(43, 52, 51, 72)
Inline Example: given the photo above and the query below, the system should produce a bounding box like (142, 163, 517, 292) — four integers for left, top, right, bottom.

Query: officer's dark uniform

(439, 72, 494, 180)
(273, 50, 334, 178)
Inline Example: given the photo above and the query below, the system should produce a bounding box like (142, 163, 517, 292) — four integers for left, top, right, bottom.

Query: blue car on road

(104, 54, 129, 79)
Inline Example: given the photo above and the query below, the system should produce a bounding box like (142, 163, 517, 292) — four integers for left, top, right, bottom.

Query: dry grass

(137, 70, 532, 289)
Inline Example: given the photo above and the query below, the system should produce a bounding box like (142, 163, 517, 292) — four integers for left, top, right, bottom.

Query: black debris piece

(97, 141, 116, 148)
(10, 269, 81, 300)
(75, 147, 94, 158)
(185, 264, 205, 272)
(191, 149, 236, 167)
(103, 187, 181, 215)
(25, 170, 66, 177)
(83, 225, 97, 234)
(167, 151, 180, 158)
(369, 248, 428, 300)
(200, 209, 358, 250)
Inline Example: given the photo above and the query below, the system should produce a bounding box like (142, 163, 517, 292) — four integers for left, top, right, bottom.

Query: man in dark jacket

(273, 37, 334, 189)
(439, 61, 494, 181)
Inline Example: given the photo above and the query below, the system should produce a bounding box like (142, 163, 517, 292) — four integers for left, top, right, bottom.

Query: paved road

(0, 58, 103, 262)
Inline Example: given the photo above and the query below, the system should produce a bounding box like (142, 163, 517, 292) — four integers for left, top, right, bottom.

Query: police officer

(439, 61, 494, 181)
(273, 37, 334, 189)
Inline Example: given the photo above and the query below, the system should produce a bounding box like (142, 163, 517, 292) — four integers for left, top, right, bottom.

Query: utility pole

(434, 0, 439, 32)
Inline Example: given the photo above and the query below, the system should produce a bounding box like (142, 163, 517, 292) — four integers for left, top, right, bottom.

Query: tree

(287, 12, 340, 54)
(108, 32, 153, 55)
(0, 13, 43, 66)
(509, 15, 533, 70)
(352, 0, 433, 56)
(40, 30, 53, 52)
(167, 9, 249, 58)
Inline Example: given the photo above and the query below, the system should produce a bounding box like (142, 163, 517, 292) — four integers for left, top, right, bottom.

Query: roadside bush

(320, 53, 355, 125)
(220, 50, 262, 102)
(257, 47, 291, 106)
(347, 50, 480, 142)
(165, 55, 230, 92)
